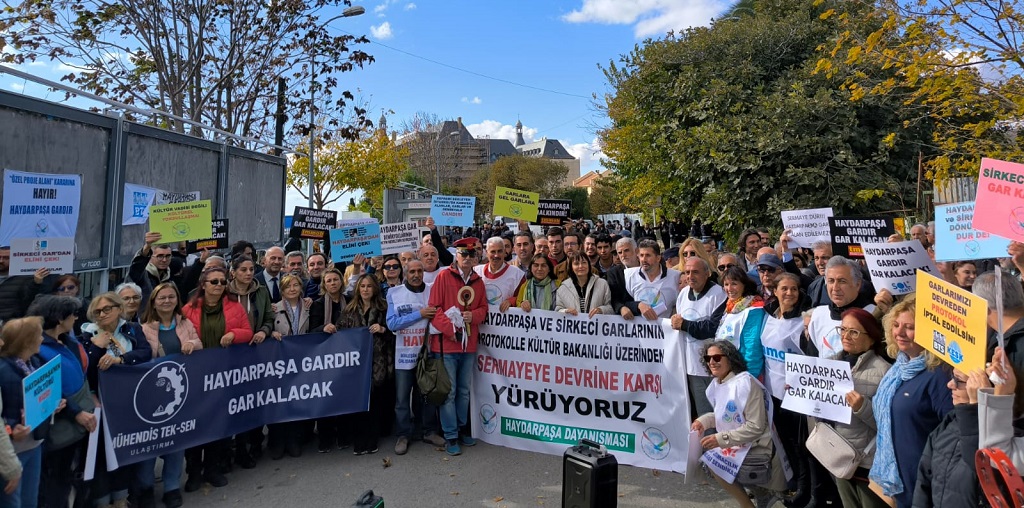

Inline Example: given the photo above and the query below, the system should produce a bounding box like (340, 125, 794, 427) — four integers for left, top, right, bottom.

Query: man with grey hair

(806, 256, 877, 359)
(910, 223, 929, 248)
(258, 246, 286, 303)
(974, 271, 1024, 372)
(285, 251, 306, 278)
(608, 237, 639, 315)
(472, 236, 524, 312)
(671, 256, 726, 417)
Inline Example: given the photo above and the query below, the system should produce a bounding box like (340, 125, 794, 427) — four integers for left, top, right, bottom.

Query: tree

(588, 173, 627, 216)
(557, 187, 591, 220)
(599, 0, 933, 233)
(0, 0, 373, 141)
(459, 156, 569, 221)
(288, 126, 409, 210)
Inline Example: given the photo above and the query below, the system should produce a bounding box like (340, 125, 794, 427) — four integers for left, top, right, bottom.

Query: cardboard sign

(915, 270, 988, 373)
(329, 221, 382, 263)
(289, 206, 337, 240)
(935, 202, 1012, 262)
(148, 200, 213, 242)
(380, 221, 421, 255)
(781, 355, 854, 424)
(430, 195, 476, 227)
(535, 199, 572, 226)
(0, 169, 82, 246)
(781, 207, 834, 249)
(861, 240, 937, 295)
(492, 186, 539, 222)
(827, 216, 896, 258)
(9, 237, 75, 275)
(973, 158, 1024, 242)
(24, 357, 61, 430)
(122, 184, 158, 226)
(185, 219, 229, 253)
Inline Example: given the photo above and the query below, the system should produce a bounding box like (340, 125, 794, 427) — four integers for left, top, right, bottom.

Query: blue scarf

(869, 351, 927, 496)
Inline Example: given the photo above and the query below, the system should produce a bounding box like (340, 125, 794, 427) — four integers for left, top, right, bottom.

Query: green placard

(492, 186, 539, 222)
(148, 199, 213, 242)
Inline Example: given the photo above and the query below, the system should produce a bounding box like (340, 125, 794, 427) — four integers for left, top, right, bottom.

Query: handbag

(46, 382, 96, 451)
(805, 420, 862, 479)
(736, 452, 773, 486)
(415, 327, 451, 407)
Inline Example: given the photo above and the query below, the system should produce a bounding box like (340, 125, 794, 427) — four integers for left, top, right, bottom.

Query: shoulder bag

(416, 326, 451, 406)
(46, 382, 96, 451)
(805, 420, 861, 479)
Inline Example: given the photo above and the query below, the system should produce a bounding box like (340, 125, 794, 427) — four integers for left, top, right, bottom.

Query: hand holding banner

(148, 200, 213, 242)
(781, 208, 833, 249)
(915, 271, 988, 373)
(781, 355, 853, 424)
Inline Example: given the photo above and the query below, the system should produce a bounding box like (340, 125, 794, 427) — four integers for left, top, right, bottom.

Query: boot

(137, 487, 156, 508)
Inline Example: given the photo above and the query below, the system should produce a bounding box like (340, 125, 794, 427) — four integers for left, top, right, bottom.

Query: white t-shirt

(675, 284, 727, 376)
(473, 263, 525, 307)
(624, 266, 681, 318)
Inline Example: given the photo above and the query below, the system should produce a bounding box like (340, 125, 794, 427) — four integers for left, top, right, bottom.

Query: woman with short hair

(114, 282, 143, 323)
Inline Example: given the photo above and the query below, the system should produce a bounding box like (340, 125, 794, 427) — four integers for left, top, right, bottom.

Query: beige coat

(825, 350, 891, 468)
(141, 316, 203, 358)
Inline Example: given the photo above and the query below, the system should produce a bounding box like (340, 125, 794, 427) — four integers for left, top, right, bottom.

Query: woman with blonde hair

(675, 237, 720, 282)
(267, 274, 310, 459)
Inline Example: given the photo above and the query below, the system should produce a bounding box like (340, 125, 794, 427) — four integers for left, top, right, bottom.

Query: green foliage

(556, 187, 591, 219)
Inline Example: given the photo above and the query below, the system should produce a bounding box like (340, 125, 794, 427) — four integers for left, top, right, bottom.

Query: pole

(308, 57, 317, 254)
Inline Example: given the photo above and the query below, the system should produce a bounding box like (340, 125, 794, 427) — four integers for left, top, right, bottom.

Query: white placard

(0, 169, 82, 246)
(861, 240, 937, 295)
(380, 221, 421, 255)
(9, 237, 74, 275)
(121, 183, 159, 225)
(781, 355, 854, 424)
(781, 207, 834, 249)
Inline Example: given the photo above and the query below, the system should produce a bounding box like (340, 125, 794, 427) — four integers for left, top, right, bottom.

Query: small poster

(492, 186, 540, 222)
(781, 207, 834, 249)
(289, 206, 338, 240)
(535, 199, 572, 226)
(24, 358, 61, 430)
(148, 200, 213, 242)
(430, 195, 476, 227)
(9, 237, 75, 275)
(185, 219, 229, 253)
(329, 222, 382, 263)
(827, 216, 896, 258)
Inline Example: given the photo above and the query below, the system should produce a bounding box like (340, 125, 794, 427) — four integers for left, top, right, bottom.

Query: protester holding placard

(341, 274, 394, 456)
(128, 232, 185, 313)
(870, 296, 952, 508)
(714, 267, 766, 379)
(952, 260, 977, 291)
(555, 253, 611, 318)
(308, 268, 350, 453)
(515, 254, 557, 312)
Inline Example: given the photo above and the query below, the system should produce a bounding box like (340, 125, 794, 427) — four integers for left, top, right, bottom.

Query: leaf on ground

(382, 457, 392, 468)
(449, 473, 456, 477)
(493, 497, 504, 502)
(652, 469, 661, 477)
(450, 491, 460, 496)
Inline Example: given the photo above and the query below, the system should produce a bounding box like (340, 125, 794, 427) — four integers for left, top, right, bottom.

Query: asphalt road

(178, 436, 735, 508)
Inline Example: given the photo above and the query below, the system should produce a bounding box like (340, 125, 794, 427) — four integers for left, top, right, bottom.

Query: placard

(289, 206, 338, 240)
(915, 270, 988, 373)
(781, 355, 853, 424)
(154, 190, 200, 205)
(329, 221, 382, 263)
(827, 216, 896, 258)
(430, 195, 475, 227)
(861, 240, 937, 295)
(781, 207, 834, 249)
(935, 202, 1012, 262)
(24, 357, 61, 430)
(535, 199, 572, 226)
(974, 158, 1024, 242)
(9, 237, 75, 275)
(0, 169, 82, 246)
(148, 200, 213, 242)
(121, 184, 158, 226)
(380, 221, 421, 255)
(492, 186, 539, 222)
(185, 219, 229, 253)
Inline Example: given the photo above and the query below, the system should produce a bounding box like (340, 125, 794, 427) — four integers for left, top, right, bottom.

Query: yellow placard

(914, 270, 988, 372)
(148, 199, 214, 242)
(893, 217, 906, 236)
(492, 186, 540, 222)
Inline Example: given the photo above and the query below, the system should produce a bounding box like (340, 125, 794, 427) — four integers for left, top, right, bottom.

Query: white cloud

(564, 137, 606, 174)
(563, 0, 727, 38)
(460, 96, 483, 105)
(466, 120, 538, 143)
(370, 21, 393, 40)
(404, 3, 416, 9)
(8, 83, 24, 92)
(373, 0, 391, 14)
(55, 62, 89, 73)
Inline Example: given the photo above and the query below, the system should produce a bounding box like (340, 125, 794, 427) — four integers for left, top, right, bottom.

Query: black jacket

(0, 275, 43, 321)
(912, 404, 983, 508)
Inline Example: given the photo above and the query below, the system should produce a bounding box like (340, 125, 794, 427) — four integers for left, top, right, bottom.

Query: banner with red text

(472, 309, 690, 472)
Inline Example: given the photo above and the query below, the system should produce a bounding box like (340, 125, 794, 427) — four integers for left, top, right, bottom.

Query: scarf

(828, 292, 873, 320)
(725, 295, 762, 314)
(520, 277, 555, 311)
(869, 351, 927, 496)
(229, 280, 261, 331)
(200, 299, 227, 349)
(145, 262, 170, 283)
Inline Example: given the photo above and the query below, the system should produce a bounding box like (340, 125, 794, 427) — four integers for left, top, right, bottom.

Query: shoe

(162, 489, 183, 508)
(459, 435, 477, 447)
(203, 472, 228, 488)
(269, 443, 285, 460)
(353, 449, 367, 456)
(367, 446, 378, 454)
(423, 433, 446, 447)
(318, 442, 333, 454)
(184, 475, 202, 493)
(235, 450, 257, 469)
(137, 487, 156, 508)
(337, 440, 351, 450)
(286, 442, 303, 458)
(445, 439, 461, 456)
(394, 437, 409, 455)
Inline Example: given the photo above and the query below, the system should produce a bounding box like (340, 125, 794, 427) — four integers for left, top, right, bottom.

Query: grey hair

(801, 309, 814, 319)
(699, 340, 747, 376)
(810, 240, 832, 252)
(615, 237, 637, 250)
(114, 282, 142, 296)
(485, 236, 505, 250)
(973, 270, 1024, 311)
(824, 256, 863, 285)
(685, 256, 711, 274)
(285, 250, 305, 261)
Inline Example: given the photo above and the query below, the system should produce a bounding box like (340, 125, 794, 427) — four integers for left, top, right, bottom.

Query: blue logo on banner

(949, 341, 964, 364)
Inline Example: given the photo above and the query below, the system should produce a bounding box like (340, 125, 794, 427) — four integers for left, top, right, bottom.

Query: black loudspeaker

(562, 439, 618, 507)
(352, 490, 384, 508)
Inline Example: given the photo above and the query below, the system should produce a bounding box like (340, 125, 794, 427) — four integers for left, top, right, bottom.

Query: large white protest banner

(380, 221, 420, 255)
(861, 240, 937, 295)
(473, 309, 690, 472)
(781, 207, 834, 249)
(0, 169, 82, 246)
(781, 355, 853, 424)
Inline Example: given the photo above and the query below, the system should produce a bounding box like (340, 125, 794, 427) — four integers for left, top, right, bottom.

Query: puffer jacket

(227, 280, 274, 336)
(828, 349, 890, 468)
(911, 404, 983, 508)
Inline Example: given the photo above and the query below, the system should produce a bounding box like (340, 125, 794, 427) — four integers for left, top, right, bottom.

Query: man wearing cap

(427, 237, 488, 456)
(663, 247, 680, 272)
(756, 253, 785, 303)
(473, 237, 524, 312)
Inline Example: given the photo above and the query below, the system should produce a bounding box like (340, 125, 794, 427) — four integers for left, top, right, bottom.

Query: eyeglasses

(681, 251, 699, 258)
(57, 285, 77, 292)
(704, 354, 725, 363)
(717, 264, 735, 271)
(757, 266, 778, 273)
(835, 326, 863, 340)
(950, 374, 968, 388)
(122, 296, 142, 302)
(383, 264, 401, 270)
(97, 305, 121, 315)
(206, 279, 227, 286)
(153, 254, 172, 259)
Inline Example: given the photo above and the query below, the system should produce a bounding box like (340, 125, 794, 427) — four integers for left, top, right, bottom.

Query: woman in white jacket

(555, 253, 612, 318)
(976, 347, 1024, 470)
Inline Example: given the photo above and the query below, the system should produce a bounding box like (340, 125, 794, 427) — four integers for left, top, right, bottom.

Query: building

(573, 170, 605, 195)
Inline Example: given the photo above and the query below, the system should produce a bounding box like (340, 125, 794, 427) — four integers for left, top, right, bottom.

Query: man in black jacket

(0, 247, 49, 321)
(127, 232, 184, 312)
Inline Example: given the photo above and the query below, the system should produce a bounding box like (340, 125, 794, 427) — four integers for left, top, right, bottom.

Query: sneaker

(394, 437, 409, 455)
(367, 446, 379, 454)
(203, 472, 228, 488)
(445, 439, 461, 456)
(286, 441, 303, 458)
(184, 475, 202, 493)
(459, 435, 477, 447)
(161, 489, 183, 508)
(318, 442, 333, 454)
(423, 433, 446, 447)
(353, 449, 367, 456)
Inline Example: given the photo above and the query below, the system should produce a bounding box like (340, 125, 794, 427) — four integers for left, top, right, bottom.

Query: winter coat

(912, 404, 983, 508)
(555, 276, 612, 315)
(181, 298, 254, 347)
(141, 316, 203, 358)
(827, 350, 891, 469)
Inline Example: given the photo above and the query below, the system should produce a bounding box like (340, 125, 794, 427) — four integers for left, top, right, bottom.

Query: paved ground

(179, 435, 735, 507)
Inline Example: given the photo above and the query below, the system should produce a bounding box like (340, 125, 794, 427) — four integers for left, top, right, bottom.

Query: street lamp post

(435, 131, 460, 193)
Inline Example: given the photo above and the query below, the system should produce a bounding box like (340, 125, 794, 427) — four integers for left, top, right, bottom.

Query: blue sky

(1, 0, 733, 211)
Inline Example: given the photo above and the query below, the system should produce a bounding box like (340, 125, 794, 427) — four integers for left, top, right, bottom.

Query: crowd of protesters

(0, 213, 1021, 508)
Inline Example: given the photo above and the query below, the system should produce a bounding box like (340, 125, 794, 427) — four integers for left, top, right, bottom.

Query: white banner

(0, 169, 82, 246)
(121, 183, 159, 225)
(154, 190, 200, 205)
(380, 221, 421, 256)
(473, 309, 690, 472)
(781, 355, 854, 424)
(861, 240, 937, 295)
(9, 237, 74, 275)
(781, 207, 834, 249)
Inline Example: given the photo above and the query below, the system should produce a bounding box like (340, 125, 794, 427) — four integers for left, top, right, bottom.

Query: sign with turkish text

(0, 169, 82, 246)
(329, 221, 382, 263)
(289, 206, 338, 240)
(154, 191, 200, 205)
(492, 186, 540, 222)
(861, 240, 937, 295)
(781, 207, 834, 249)
(915, 271, 988, 373)
(121, 184, 159, 226)
(430, 195, 476, 227)
(24, 358, 61, 430)
(781, 355, 854, 424)
(148, 200, 213, 242)
(973, 158, 1024, 242)
(535, 199, 572, 226)
(185, 219, 229, 254)
(380, 221, 421, 256)
(827, 216, 896, 258)
(935, 202, 1012, 262)
(9, 237, 75, 275)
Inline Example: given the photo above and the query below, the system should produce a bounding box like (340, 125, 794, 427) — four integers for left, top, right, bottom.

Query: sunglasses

(704, 354, 725, 363)
(57, 285, 77, 292)
(757, 266, 778, 273)
(681, 251, 699, 257)
(206, 279, 227, 286)
(717, 264, 735, 271)
(383, 264, 401, 270)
